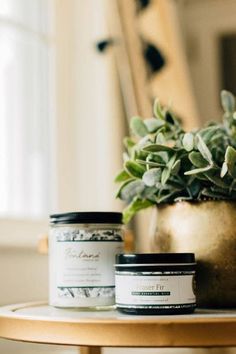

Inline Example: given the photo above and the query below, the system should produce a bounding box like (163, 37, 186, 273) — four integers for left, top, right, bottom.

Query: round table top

(0, 302, 235, 347)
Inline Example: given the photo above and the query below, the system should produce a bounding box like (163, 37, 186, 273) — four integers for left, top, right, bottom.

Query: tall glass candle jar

(49, 212, 123, 308)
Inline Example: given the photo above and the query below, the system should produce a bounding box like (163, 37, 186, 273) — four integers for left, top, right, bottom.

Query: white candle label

(49, 226, 123, 306)
(115, 273, 196, 308)
(56, 241, 122, 287)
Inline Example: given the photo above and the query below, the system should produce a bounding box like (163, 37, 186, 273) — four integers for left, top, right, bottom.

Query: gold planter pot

(153, 200, 236, 308)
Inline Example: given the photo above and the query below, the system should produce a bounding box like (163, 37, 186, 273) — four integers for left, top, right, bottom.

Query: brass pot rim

(156, 199, 236, 209)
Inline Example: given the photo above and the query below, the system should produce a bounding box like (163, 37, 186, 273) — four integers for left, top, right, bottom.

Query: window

(0, 0, 125, 248)
(0, 0, 54, 219)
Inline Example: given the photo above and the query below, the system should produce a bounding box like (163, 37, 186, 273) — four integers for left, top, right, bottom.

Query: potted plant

(115, 90, 236, 307)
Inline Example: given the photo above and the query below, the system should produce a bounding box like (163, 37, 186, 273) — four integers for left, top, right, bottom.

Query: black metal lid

(116, 253, 195, 265)
(50, 212, 123, 225)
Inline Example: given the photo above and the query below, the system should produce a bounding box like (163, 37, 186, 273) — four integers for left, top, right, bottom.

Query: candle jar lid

(50, 212, 123, 225)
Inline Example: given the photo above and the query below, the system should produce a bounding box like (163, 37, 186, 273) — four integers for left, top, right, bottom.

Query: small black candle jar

(115, 253, 196, 315)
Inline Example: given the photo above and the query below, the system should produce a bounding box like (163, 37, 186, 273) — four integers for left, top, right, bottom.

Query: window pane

(0, 0, 51, 34)
(0, 25, 53, 218)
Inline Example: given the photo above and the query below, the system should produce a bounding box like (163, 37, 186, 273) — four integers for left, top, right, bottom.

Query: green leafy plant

(115, 90, 236, 223)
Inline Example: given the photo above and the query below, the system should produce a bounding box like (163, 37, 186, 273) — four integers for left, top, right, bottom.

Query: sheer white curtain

(0, 0, 53, 218)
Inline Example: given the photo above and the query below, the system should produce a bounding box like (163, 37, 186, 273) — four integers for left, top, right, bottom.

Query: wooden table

(0, 302, 235, 354)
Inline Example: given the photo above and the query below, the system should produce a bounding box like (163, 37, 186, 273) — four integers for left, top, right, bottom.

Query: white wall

(54, 0, 126, 213)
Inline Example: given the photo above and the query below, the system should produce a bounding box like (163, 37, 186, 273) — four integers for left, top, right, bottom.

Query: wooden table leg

(79, 346, 102, 354)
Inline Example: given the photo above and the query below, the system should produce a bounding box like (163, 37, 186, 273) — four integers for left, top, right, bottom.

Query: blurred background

(0, 0, 235, 353)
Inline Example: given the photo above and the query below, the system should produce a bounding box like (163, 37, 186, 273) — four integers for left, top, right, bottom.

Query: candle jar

(115, 253, 196, 315)
(49, 212, 123, 308)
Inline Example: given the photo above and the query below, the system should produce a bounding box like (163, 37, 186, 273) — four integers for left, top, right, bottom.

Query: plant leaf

(155, 132, 165, 144)
(123, 198, 154, 224)
(124, 161, 146, 178)
(137, 135, 153, 149)
(150, 151, 169, 163)
(174, 196, 193, 202)
(135, 149, 149, 160)
(166, 180, 184, 190)
(225, 146, 236, 177)
(120, 180, 145, 202)
(204, 169, 229, 189)
(184, 165, 212, 175)
(167, 154, 176, 169)
(141, 186, 158, 199)
(221, 90, 235, 113)
(115, 178, 135, 198)
(136, 159, 164, 167)
(143, 144, 175, 153)
(161, 168, 170, 185)
(188, 151, 208, 168)
(144, 117, 164, 133)
(142, 168, 162, 187)
(171, 160, 181, 174)
(211, 186, 231, 196)
(194, 173, 209, 181)
(200, 126, 221, 144)
(130, 116, 148, 137)
(196, 134, 213, 164)
(220, 161, 228, 178)
(156, 190, 178, 203)
(153, 98, 165, 120)
(201, 188, 229, 200)
(123, 137, 135, 149)
(115, 170, 131, 183)
(183, 132, 194, 151)
(159, 154, 176, 184)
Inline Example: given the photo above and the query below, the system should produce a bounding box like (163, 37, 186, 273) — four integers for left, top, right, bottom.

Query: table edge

(0, 301, 235, 347)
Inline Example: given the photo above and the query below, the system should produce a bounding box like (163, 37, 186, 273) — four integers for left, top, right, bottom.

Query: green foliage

(115, 90, 236, 223)
(130, 116, 148, 137)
